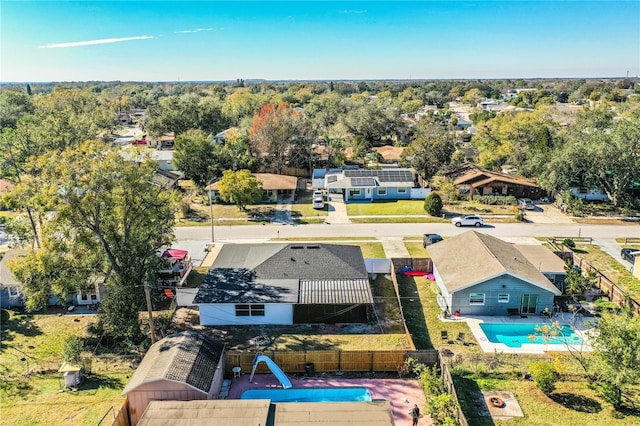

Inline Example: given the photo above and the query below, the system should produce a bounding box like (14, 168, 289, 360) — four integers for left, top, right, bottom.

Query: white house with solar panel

(313, 168, 429, 202)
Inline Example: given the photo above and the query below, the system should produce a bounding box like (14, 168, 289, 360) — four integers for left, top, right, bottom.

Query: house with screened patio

(428, 231, 562, 317)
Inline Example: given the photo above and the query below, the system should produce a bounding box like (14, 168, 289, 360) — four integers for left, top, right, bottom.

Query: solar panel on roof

(327, 175, 337, 183)
(351, 177, 375, 187)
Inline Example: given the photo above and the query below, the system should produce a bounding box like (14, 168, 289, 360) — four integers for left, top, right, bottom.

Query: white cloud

(39, 35, 155, 49)
(339, 10, 367, 14)
(174, 28, 219, 34)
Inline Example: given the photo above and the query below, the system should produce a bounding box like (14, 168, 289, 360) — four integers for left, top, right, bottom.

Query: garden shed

(122, 331, 226, 426)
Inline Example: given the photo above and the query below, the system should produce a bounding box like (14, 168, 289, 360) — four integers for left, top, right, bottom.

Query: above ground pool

(479, 323, 584, 348)
(241, 387, 372, 402)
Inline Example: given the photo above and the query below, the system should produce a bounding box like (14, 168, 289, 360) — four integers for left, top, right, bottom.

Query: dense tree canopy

(9, 141, 176, 343)
(401, 114, 455, 180)
(217, 169, 263, 210)
(249, 103, 315, 173)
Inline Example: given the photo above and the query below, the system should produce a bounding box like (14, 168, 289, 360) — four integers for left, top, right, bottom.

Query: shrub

(61, 336, 84, 365)
(472, 195, 517, 205)
(529, 361, 559, 395)
(562, 238, 576, 249)
(513, 207, 526, 222)
(424, 192, 444, 216)
(427, 393, 459, 426)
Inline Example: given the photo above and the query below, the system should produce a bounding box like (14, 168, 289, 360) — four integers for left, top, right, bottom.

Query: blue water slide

(249, 355, 292, 389)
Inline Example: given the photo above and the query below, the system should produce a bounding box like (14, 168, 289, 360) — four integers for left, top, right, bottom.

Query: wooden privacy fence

(225, 350, 438, 375)
(439, 352, 469, 426)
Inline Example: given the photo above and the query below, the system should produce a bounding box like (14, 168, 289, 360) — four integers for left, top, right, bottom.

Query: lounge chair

(441, 330, 449, 341)
(457, 332, 466, 344)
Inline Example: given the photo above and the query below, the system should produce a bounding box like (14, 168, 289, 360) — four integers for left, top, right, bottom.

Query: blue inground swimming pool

(479, 323, 584, 348)
(241, 387, 372, 402)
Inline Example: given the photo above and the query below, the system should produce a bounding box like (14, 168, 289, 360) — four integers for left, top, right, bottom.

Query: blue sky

(1, 1, 638, 82)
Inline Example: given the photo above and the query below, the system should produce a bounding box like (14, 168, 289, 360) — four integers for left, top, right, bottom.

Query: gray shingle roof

(428, 231, 561, 295)
(0, 249, 27, 288)
(122, 331, 225, 395)
(193, 244, 369, 304)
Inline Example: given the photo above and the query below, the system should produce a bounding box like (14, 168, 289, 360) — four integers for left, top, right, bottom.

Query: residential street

(175, 222, 640, 244)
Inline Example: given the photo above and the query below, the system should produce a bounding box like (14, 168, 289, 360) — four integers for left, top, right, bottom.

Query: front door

(521, 294, 539, 314)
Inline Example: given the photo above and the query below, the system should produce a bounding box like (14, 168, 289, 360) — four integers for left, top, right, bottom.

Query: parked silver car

(518, 198, 535, 210)
(451, 215, 484, 227)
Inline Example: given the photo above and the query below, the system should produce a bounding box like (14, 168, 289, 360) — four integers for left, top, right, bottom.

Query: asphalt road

(176, 222, 640, 243)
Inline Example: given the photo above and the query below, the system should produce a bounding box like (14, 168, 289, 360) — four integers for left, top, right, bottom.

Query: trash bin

(305, 362, 315, 376)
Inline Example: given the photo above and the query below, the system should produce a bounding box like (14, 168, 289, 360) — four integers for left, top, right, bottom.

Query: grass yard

(453, 371, 640, 426)
(270, 333, 411, 351)
(576, 245, 640, 302)
(405, 241, 427, 258)
(347, 200, 430, 216)
(2, 374, 128, 426)
(185, 266, 209, 288)
(371, 274, 404, 334)
(334, 242, 386, 258)
(350, 216, 447, 223)
(0, 309, 130, 425)
(397, 275, 477, 352)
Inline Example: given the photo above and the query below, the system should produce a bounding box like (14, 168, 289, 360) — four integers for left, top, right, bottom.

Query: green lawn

(347, 200, 428, 216)
(0, 310, 129, 425)
(351, 217, 448, 223)
(405, 241, 427, 258)
(269, 333, 411, 351)
(453, 371, 640, 426)
(577, 245, 640, 302)
(371, 274, 404, 334)
(398, 275, 477, 352)
(341, 242, 385, 258)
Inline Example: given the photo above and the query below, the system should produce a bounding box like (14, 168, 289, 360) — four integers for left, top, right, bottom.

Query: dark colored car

(423, 233, 444, 248)
(621, 248, 638, 263)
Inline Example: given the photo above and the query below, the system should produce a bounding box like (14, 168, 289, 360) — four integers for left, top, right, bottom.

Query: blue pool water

(479, 323, 584, 348)
(241, 387, 372, 402)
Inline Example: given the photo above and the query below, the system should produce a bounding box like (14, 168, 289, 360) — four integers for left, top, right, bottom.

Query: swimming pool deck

(449, 314, 594, 354)
(227, 374, 430, 426)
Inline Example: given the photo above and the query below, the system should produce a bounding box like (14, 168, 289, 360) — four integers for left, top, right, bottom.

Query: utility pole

(144, 283, 156, 344)
(208, 180, 215, 243)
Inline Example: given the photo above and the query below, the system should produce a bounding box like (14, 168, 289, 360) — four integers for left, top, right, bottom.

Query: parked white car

(451, 215, 484, 227)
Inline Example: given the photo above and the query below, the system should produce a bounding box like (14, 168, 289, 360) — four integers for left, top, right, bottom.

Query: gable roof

(0, 249, 27, 288)
(448, 163, 539, 188)
(208, 173, 297, 191)
(372, 145, 404, 161)
(193, 244, 371, 304)
(514, 244, 567, 274)
(122, 331, 225, 395)
(428, 231, 561, 295)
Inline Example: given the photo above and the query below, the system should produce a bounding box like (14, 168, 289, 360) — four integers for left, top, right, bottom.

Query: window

(7, 287, 20, 298)
(349, 189, 361, 197)
(397, 187, 407, 193)
(578, 187, 588, 194)
(377, 187, 387, 196)
(497, 293, 510, 303)
(469, 293, 485, 305)
(235, 304, 265, 317)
